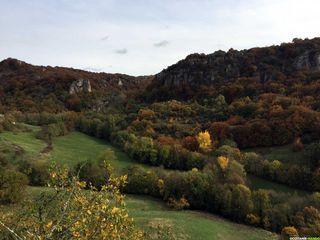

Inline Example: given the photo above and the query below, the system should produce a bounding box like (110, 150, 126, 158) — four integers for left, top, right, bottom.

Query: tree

(230, 184, 253, 221)
(182, 136, 199, 151)
(125, 135, 158, 165)
(293, 206, 320, 236)
(208, 122, 230, 141)
(197, 131, 212, 152)
(0, 169, 28, 204)
(217, 156, 229, 172)
(252, 190, 271, 224)
(0, 164, 143, 240)
(281, 226, 299, 240)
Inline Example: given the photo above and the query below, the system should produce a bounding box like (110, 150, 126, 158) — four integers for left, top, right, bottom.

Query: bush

(125, 166, 161, 197)
(17, 158, 50, 186)
(281, 226, 299, 240)
(37, 122, 68, 143)
(0, 169, 28, 204)
(75, 160, 109, 189)
(167, 196, 190, 210)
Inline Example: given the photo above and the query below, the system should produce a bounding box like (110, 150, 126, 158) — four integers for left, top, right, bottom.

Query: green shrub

(0, 169, 28, 204)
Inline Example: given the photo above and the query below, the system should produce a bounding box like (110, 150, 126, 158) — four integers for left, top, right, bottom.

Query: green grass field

(126, 195, 278, 240)
(0, 126, 45, 158)
(50, 131, 139, 171)
(0, 126, 144, 172)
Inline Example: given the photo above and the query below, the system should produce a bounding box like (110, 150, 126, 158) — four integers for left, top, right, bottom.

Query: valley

(0, 125, 279, 240)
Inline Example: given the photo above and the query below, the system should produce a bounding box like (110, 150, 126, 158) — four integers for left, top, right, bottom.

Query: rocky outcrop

(294, 51, 320, 70)
(69, 79, 92, 94)
(155, 51, 242, 87)
(316, 52, 320, 70)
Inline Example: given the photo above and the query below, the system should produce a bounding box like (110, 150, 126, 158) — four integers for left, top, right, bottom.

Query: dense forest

(1, 37, 320, 239)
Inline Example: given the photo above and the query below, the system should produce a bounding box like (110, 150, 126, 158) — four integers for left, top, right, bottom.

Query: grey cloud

(115, 48, 128, 54)
(153, 40, 170, 47)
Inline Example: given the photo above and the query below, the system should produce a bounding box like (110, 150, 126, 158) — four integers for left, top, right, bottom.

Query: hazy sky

(0, 0, 319, 76)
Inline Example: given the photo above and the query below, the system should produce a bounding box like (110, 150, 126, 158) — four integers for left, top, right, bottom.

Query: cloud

(154, 40, 170, 47)
(1, 0, 320, 76)
(115, 48, 128, 54)
(83, 67, 102, 72)
(100, 35, 109, 41)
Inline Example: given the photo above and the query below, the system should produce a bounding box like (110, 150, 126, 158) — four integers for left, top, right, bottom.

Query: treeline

(243, 152, 320, 192)
(124, 160, 320, 236)
(2, 111, 319, 236)
(215, 106, 320, 148)
(19, 111, 207, 171)
(14, 111, 320, 192)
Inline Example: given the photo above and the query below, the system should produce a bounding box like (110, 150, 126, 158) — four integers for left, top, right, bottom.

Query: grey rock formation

(294, 52, 311, 69)
(155, 51, 242, 87)
(316, 53, 320, 70)
(69, 79, 92, 94)
(294, 51, 320, 70)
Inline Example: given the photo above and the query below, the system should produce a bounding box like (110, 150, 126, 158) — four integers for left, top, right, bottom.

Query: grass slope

(50, 132, 152, 173)
(126, 195, 279, 240)
(23, 188, 279, 240)
(0, 126, 45, 158)
(0, 126, 141, 172)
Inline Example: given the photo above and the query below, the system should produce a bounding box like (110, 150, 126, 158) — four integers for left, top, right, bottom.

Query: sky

(0, 0, 320, 76)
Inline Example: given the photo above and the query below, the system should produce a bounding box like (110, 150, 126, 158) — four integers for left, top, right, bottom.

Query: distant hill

(143, 37, 320, 102)
(2, 38, 320, 113)
(0, 58, 152, 112)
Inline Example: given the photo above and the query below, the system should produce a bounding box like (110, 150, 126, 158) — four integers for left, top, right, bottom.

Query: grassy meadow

(126, 195, 278, 240)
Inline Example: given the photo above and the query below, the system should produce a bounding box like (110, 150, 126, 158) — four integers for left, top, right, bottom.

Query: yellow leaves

(76, 181, 86, 188)
(197, 130, 212, 151)
(167, 196, 190, 210)
(72, 231, 81, 238)
(191, 168, 198, 172)
(101, 203, 107, 210)
(74, 221, 81, 227)
(271, 160, 282, 170)
(111, 207, 120, 215)
(2, 163, 144, 240)
(74, 195, 87, 206)
(157, 179, 165, 196)
(45, 221, 53, 229)
(50, 172, 57, 178)
(281, 226, 299, 238)
(217, 156, 229, 171)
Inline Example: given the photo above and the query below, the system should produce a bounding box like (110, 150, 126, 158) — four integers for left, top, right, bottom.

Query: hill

(0, 58, 152, 112)
(144, 37, 320, 101)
